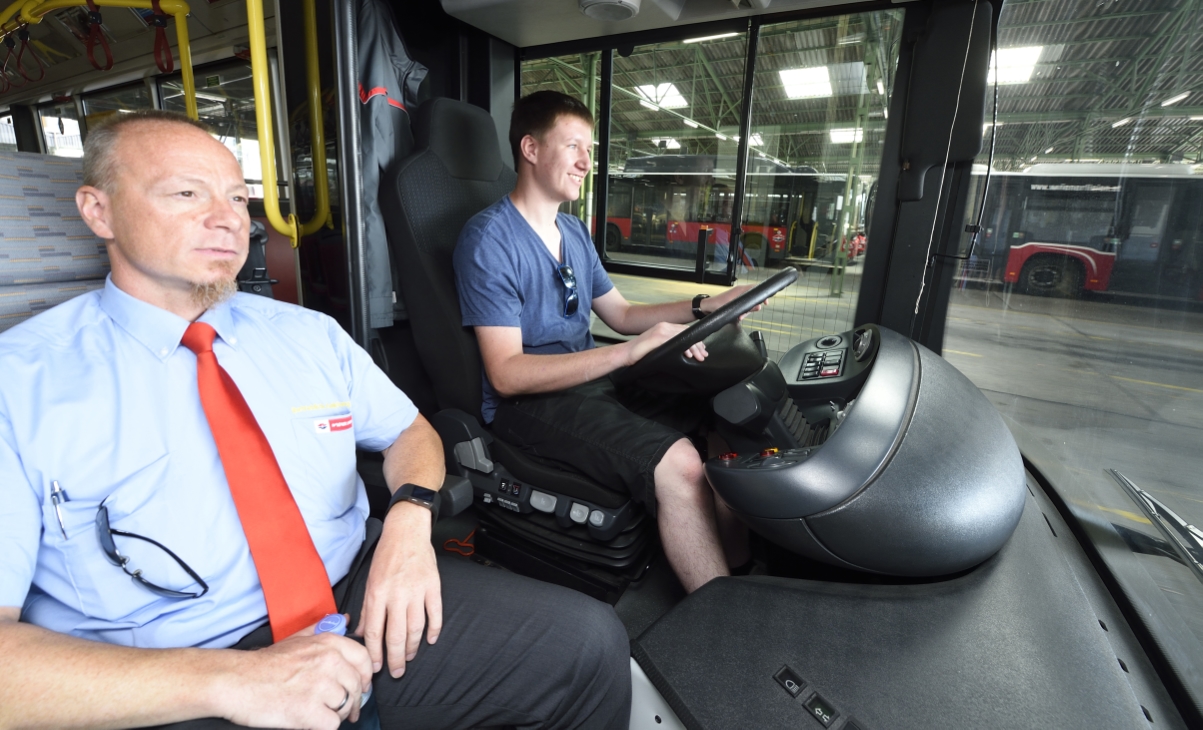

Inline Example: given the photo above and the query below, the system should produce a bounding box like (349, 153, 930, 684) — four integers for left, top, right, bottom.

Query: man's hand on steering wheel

(625, 322, 708, 365)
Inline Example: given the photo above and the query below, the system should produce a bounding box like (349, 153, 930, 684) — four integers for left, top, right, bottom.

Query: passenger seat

(0, 151, 108, 334)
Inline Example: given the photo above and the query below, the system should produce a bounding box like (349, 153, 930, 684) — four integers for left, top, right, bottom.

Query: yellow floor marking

(943, 349, 983, 357)
(1092, 505, 1152, 524)
(1107, 375, 1203, 394)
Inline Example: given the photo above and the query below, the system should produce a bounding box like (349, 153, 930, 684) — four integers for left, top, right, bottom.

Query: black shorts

(492, 378, 711, 516)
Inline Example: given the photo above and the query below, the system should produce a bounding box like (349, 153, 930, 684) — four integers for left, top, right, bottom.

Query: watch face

(410, 486, 438, 503)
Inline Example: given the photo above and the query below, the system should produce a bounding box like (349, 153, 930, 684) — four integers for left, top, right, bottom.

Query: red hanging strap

(150, 0, 173, 74)
(83, 0, 113, 72)
(16, 28, 44, 82)
(3, 35, 25, 88)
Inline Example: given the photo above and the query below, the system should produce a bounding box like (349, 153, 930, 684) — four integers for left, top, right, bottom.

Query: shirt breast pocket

(44, 452, 190, 620)
(288, 409, 359, 517)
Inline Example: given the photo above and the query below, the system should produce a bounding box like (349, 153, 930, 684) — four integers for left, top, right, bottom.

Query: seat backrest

(0, 151, 109, 334)
(379, 98, 517, 417)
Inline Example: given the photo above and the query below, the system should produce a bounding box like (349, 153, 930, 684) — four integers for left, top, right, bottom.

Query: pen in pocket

(50, 480, 69, 539)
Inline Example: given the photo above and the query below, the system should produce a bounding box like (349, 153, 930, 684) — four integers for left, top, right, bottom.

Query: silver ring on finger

(333, 689, 349, 712)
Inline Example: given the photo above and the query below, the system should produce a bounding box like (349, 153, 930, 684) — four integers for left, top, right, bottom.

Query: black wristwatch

(387, 483, 440, 522)
(692, 294, 710, 320)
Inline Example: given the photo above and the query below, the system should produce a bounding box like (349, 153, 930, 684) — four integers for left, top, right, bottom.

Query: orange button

(760, 448, 779, 457)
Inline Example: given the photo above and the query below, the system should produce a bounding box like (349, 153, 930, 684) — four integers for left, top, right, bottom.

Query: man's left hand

(357, 502, 442, 679)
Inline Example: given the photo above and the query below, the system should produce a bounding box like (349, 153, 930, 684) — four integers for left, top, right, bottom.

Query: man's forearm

(608, 300, 695, 335)
(381, 414, 445, 496)
(487, 341, 633, 397)
(0, 617, 236, 730)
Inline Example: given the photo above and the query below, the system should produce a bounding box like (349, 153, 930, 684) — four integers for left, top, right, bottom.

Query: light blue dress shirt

(0, 277, 418, 649)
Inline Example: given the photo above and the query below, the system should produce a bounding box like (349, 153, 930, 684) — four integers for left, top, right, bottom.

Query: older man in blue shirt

(0, 111, 629, 730)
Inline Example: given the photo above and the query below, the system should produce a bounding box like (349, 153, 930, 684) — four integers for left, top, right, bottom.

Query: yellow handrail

(2, 0, 197, 120)
(244, 0, 297, 246)
(299, 0, 330, 237)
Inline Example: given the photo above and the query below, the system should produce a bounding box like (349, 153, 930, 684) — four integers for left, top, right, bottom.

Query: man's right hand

(217, 621, 373, 730)
(624, 321, 708, 366)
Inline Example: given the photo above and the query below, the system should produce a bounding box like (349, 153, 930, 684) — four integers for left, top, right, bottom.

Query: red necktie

(182, 322, 336, 642)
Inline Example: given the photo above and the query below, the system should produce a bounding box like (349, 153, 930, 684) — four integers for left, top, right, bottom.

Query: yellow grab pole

(298, 0, 330, 237)
(6, 0, 197, 120)
(245, 0, 298, 246)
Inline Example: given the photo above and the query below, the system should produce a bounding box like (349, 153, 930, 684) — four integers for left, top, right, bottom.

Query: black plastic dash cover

(631, 496, 1146, 730)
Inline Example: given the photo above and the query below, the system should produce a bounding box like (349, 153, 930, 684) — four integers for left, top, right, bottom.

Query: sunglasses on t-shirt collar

(557, 264, 579, 318)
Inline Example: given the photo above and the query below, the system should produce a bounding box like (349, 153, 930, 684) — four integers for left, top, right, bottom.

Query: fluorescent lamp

(639, 100, 659, 111)
(986, 46, 1043, 85)
(635, 83, 688, 109)
(1191, 115, 1203, 121)
(876, 79, 885, 95)
(829, 128, 863, 144)
(683, 32, 739, 44)
(749, 133, 763, 146)
(683, 119, 699, 128)
(1112, 117, 1132, 128)
(716, 132, 728, 141)
(1044, 147, 1054, 153)
(1161, 92, 1190, 107)
(779, 67, 832, 99)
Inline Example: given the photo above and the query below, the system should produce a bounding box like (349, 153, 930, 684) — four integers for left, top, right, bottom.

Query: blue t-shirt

(454, 195, 614, 422)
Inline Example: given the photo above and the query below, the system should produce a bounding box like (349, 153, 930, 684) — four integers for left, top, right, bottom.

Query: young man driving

(454, 91, 771, 592)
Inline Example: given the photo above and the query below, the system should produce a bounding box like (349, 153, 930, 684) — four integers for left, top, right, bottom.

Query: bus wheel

(605, 223, 624, 252)
(1019, 257, 1083, 298)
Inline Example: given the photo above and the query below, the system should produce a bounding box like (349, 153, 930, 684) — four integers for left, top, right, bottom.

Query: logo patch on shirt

(313, 414, 353, 433)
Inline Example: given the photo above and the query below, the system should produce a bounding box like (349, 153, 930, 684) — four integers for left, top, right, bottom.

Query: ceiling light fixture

(1112, 117, 1132, 128)
(1045, 147, 1054, 153)
(579, 0, 641, 21)
(683, 32, 739, 44)
(651, 137, 681, 149)
(635, 83, 689, 109)
(683, 119, 699, 128)
(1160, 92, 1190, 107)
(986, 46, 1043, 85)
(749, 133, 763, 146)
(829, 128, 863, 144)
(716, 132, 729, 140)
(779, 66, 832, 99)
(876, 79, 885, 95)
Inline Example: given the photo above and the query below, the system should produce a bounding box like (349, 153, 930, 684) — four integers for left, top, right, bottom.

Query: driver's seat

(379, 99, 654, 592)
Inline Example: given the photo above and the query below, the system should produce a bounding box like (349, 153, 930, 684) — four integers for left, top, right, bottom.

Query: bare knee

(654, 438, 707, 505)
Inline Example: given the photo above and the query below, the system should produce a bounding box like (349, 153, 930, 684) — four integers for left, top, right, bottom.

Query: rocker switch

(773, 666, 806, 698)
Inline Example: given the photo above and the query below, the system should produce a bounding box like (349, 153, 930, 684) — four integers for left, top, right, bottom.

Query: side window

(38, 102, 83, 158)
(0, 115, 15, 153)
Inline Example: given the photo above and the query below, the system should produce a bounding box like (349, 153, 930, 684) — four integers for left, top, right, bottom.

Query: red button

(720, 452, 739, 461)
(820, 366, 840, 377)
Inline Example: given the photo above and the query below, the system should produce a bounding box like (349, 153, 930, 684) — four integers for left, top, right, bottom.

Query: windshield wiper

(1109, 469, 1203, 585)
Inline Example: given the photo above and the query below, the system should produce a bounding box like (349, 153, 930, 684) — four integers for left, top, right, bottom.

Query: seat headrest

(413, 98, 506, 182)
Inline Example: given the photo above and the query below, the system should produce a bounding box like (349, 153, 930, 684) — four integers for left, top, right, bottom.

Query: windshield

(943, 0, 1203, 705)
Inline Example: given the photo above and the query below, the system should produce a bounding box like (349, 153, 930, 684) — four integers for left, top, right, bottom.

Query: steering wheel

(612, 267, 799, 387)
